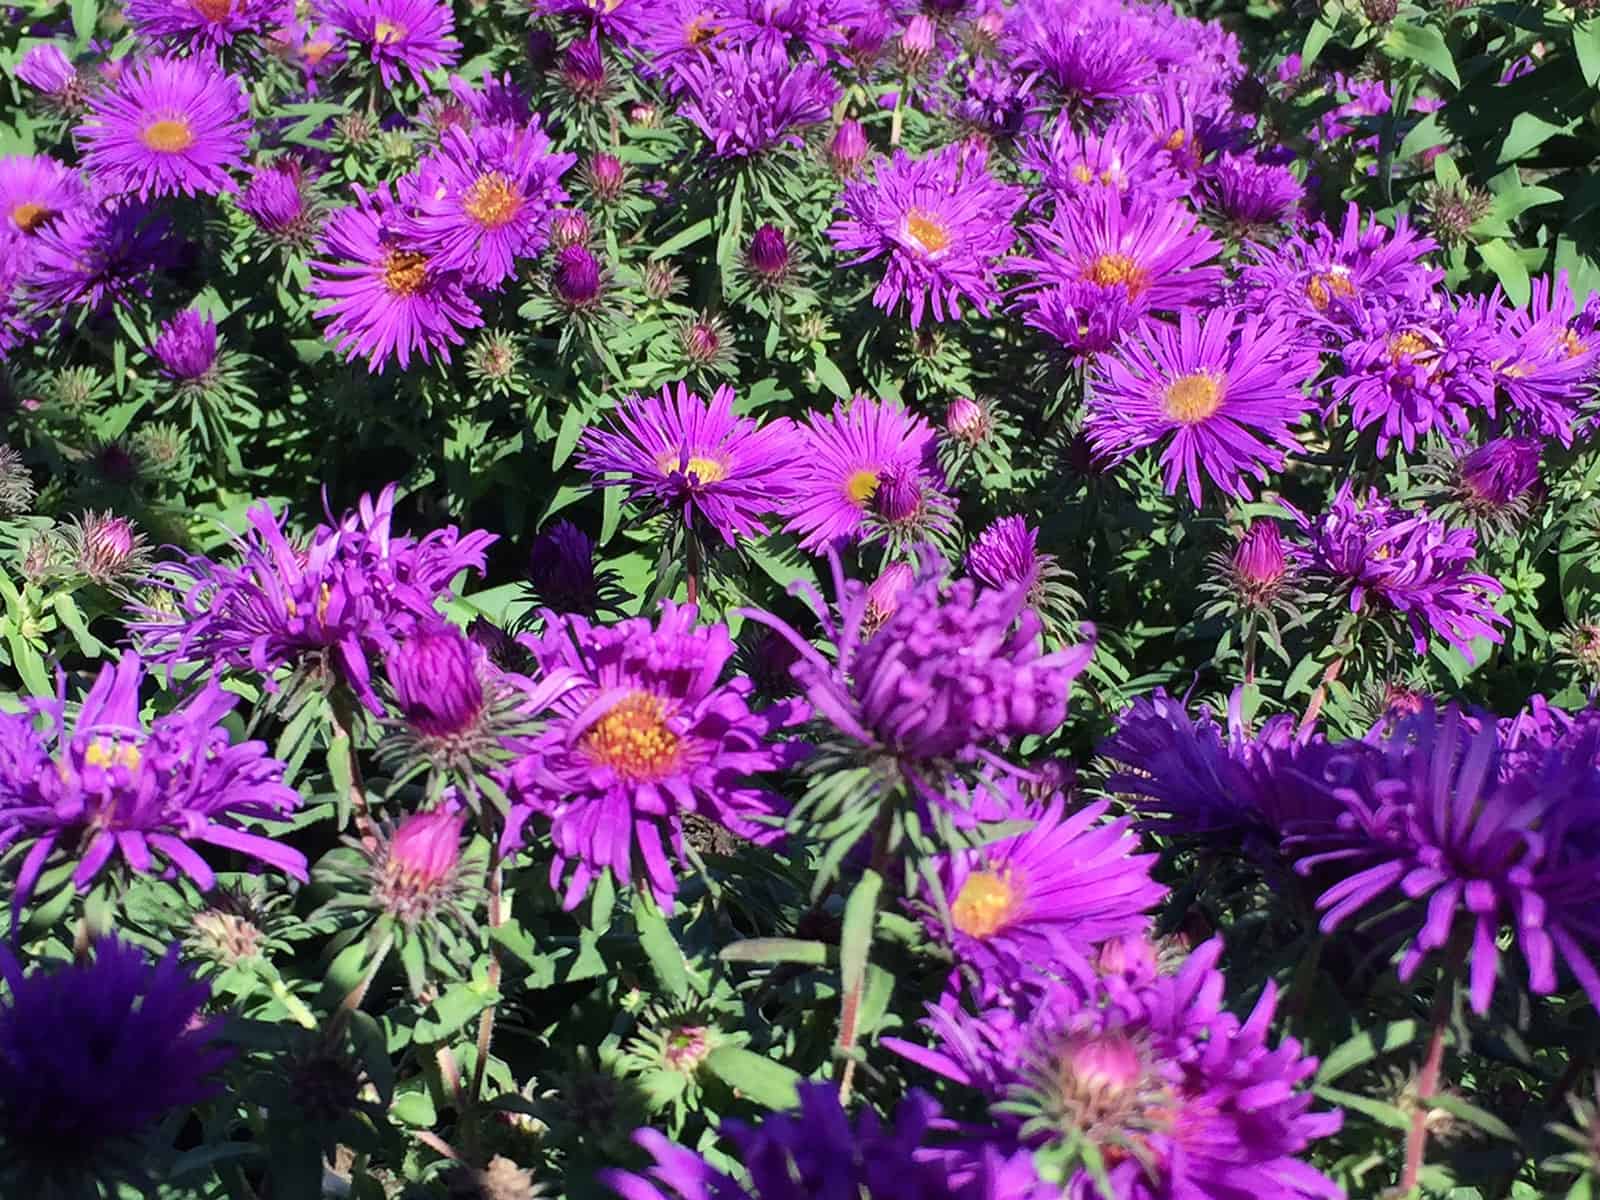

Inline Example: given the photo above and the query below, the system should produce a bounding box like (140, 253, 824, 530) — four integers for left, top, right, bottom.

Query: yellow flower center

(383, 250, 428, 296)
(951, 869, 1017, 939)
(84, 737, 142, 773)
(905, 209, 951, 255)
(845, 468, 880, 507)
(373, 18, 404, 42)
(1388, 331, 1430, 361)
(1086, 252, 1146, 296)
(581, 692, 681, 782)
(193, 0, 232, 20)
(686, 12, 720, 45)
(1071, 163, 1095, 184)
(1164, 128, 1186, 151)
(10, 201, 50, 233)
(303, 38, 335, 64)
(657, 452, 728, 483)
(1162, 371, 1223, 423)
(463, 172, 522, 230)
(1561, 328, 1588, 359)
(1304, 270, 1355, 310)
(141, 118, 195, 154)
(317, 581, 332, 623)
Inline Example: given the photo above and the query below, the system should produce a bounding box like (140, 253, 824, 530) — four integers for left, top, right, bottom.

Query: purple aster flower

(387, 620, 487, 739)
(1334, 296, 1498, 454)
(0, 939, 232, 1192)
(0, 654, 306, 916)
(745, 222, 790, 280)
(552, 242, 603, 307)
(1019, 117, 1185, 211)
(632, 0, 732, 80)
(948, 58, 1038, 140)
(238, 157, 319, 246)
(445, 70, 533, 129)
(783, 395, 947, 551)
(402, 122, 573, 288)
(1202, 150, 1304, 228)
(967, 515, 1046, 596)
(1241, 201, 1441, 338)
(526, 519, 623, 617)
(1483, 277, 1598, 445)
(831, 141, 1024, 327)
(715, 0, 861, 63)
(310, 183, 482, 371)
(1012, 189, 1222, 344)
(603, 1082, 1043, 1200)
(1085, 308, 1319, 507)
(0, 154, 85, 240)
(558, 35, 608, 102)
(22, 200, 178, 317)
(506, 602, 810, 910)
(150, 307, 220, 381)
(674, 41, 837, 159)
(918, 782, 1163, 1004)
(75, 54, 250, 199)
(577, 381, 802, 547)
(744, 552, 1095, 779)
(1456, 437, 1542, 514)
(1233, 517, 1291, 602)
(125, 0, 287, 46)
(1100, 688, 1346, 863)
(1009, 3, 1156, 107)
(1292, 704, 1600, 1013)
(886, 938, 1343, 1200)
(16, 43, 83, 105)
(134, 483, 495, 714)
(828, 117, 870, 176)
(537, 0, 650, 43)
(319, 0, 459, 88)
(1291, 482, 1507, 661)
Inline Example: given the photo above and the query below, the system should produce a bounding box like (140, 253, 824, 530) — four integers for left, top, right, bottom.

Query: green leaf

(1299, 12, 1338, 76)
(1383, 23, 1459, 88)
(1576, 19, 1600, 87)
(813, 353, 851, 399)
(703, 1046, 800, 1109)
(720, 938, 832, 966)
(1316, 1019, 1418, 1084)
(1397, 113, 1442, 162)
(1498, 113, 1571, 165)
(413, 978, 499, 1041)
(553, 395, 595, 471)
(650, 217, 713, 261)
(1478, 239, 1530, 307)
(633, 893, 690, 1002)
(390, 1087, 437, 1127)
(1315, 1086, 1412, 1130)
(71, 0, 98, 45)
(836, 869, 882, 1061)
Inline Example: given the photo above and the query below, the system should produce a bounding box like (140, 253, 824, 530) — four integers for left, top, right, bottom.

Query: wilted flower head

(0, 940, 232, 1194)
(0, 446, 36, 516)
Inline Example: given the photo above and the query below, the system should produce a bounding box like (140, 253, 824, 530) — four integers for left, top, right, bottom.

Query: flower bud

(1459, 437, 1540, 510)
(553, 244, 603, 308)
(944, 396, 990, 445)
(643, 260, 683, 300)
(746, 224, 790, 281)
(828, 119, 869, 177)
(389, 623, 486, 738)
(560, 36, 607, 102)
(16, 43, 85, 109)
(873, 467, 922, 525)
(864, 560, 914, 630)
(74, 512, 142, 584)
(897, 14, 936, 71)
(1231, 518, 1287, 603)
(151, 309, 220, 383)
(239, 159, 316, 246)
(627, 101, 659, 127)
(529, 520, 601, 614)
(387, 807, 466, 891)
(679, 314, 727, 365)
(585, 152, 626, 204)
(550, 209, 591, 248)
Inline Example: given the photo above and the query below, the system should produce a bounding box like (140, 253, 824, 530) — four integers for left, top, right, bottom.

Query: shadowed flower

(1203, 151, 1304, 228)
(526, 519, 625, 617)
(76, 54, 250, 199)
(578, 381, 802, 546)
(239, 157, 319, 246)
(0, 654, 306, 917)
(22, 200, 179, 317)
(310, 183, 482, 371)
(0, 939, 232, 1195)
(507, 603, 810, 910)
(1086, 308, 1319, 506)
(831, 142, 1024, 327)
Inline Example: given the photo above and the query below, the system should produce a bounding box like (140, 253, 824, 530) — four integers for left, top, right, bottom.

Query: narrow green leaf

(1316, 1019, 1418, 1084)
(720, 938, 832, 966)
(1314, 1086, 1412, 1130)
(633, 893, 690, 1002)
(835, 869, 882, 1062)
(1397, 113, 1442, 162)
(1299, 13, 1338, 75)
(703, 1046, 800, 1109)
(1498, 112, 1571, 165)
(650, 217, 714, 260)
(390, 1087, 437, 1127)
(71, 0, 98, 45)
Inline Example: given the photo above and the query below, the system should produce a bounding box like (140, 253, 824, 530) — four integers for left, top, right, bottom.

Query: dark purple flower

(388, 621, 487, 738)
(966, 515, 1045, 596)
(675, 41, 837, 159)
(507, 603, 810, 910)
(0, 654, 307, 916)
(0, 939, 232, 1190)
(527, 519, 610, 615)
(745, 223, 790, 281)
(553, 243, 603, 307)
(559, 35, 608, 100)
(1459, 437, 1541, 511)
(150, 308, 220, 381)
(22, 200, 178, 317)
(1203, 151, 1305, 227)
(239, 158, 317, 244)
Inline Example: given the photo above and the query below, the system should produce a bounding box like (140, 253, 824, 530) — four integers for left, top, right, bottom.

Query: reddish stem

(1299, 656, 1345, 736)
(1399, 953, 1459, 1193)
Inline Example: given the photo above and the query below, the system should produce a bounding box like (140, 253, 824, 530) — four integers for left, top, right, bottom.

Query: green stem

(265, 967, 318, 1030)
(469, 846, 505, 1106)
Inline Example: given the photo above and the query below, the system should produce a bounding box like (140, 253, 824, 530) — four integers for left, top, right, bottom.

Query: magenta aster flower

(1292, 482, 1507, 661)
(632, 1, 731, 80)
(1241, 201, 1441, 338)
(506, 603, 810, 910)
(319, 0, 459, 87)
(402, 121, 574, 288)
(0, 654, 306, 917)
(16, 44, 83, 104)
(831, 142, 1024, 327)
(310, 183, 482, 371)
(967, 515, 1045, 595)
(577, 381, 802, 546)
(125, 0, 287, 46)
(22, 200, 178, 317)
(238, 157, 318, 246)
(886, 939, 1343, 1200)
(75, 54, 250, 199)
(0, 154, 84, 240)
(1019, 117, 1185, 210)
(134, 483, 495, 714)
(1203, 151, 1304, 228)
(0, 939, 232, 1194)
(1334, 297, 1498, 454)
(150, 308, 220, 381)
(674, 41, 837, 159)
(1482, 277, 1598, 446)
(1085, 308, 1319, 507)
(1457, 437, 1541, 512)
(783, 395, 947, 551)
(919, 782, 1163, 1004)
(1012, 189, 1222, 340)
(1009, 3, 1156, 107)
(744, 553, 1095, 777)
(1293, 704, 1600, 1013)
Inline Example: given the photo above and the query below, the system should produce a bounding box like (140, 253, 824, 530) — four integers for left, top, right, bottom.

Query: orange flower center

(952, 870, 1017, 939)
(905, 209, 951, 255)
(141, 118, 195, 153)
(686, 12, 720, 45)
(1162, 371, 1223, 423)
(373, 18, 404, 42)
(1304, 270, 1355, 310)
(1086, 252, 1146, 296)
(383, 250, 428, 296)
(657, 452, 728, 483)
(10, 201, 51, 233)
(845, 468, 880, 507)
(1388, 330, 1430, 361)
(304, 38, 335, 63)
(193, 0, 232, 21)
(1164, 128, 1186, 151)
(463, 172, 522, 229)
(581, 692, 681, 781)
(1561, 328, 1588, 359)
